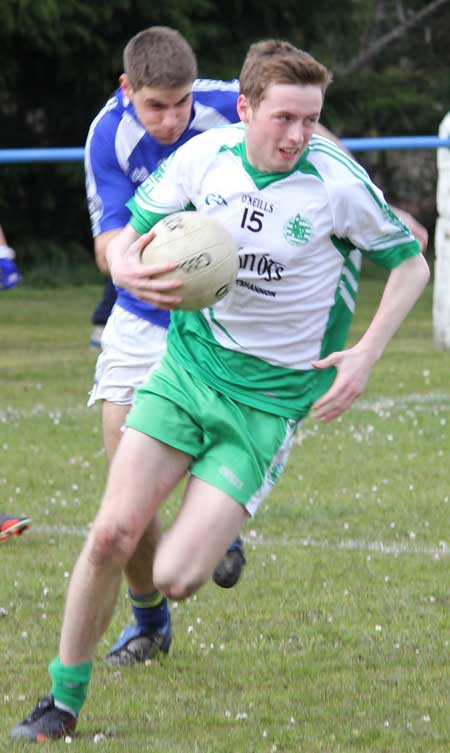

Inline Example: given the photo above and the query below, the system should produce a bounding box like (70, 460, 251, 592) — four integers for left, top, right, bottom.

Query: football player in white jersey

(86, 26, 427, 667)
(12, 37, 429, 741)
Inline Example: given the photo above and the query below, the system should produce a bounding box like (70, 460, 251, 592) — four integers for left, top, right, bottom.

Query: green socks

(49, 657, 93, 716)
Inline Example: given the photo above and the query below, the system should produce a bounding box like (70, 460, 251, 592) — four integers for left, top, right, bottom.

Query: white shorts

(88, 305, 168, 407)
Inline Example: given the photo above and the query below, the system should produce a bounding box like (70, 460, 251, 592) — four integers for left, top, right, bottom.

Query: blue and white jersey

(85, 79, 240, 326)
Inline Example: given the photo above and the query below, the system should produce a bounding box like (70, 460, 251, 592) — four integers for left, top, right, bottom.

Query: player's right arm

(107, 134, 204, 306)
(107, 225, 182, 310)
(94, 229, 122, 274)
(85, 115, 135, 274)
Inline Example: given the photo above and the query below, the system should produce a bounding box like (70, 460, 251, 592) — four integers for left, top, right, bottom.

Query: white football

(140, 211, 239, 310)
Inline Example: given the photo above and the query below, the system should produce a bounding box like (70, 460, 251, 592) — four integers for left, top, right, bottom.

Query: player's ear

(237, 94, 252, 124)
(119, 74, 133, 99)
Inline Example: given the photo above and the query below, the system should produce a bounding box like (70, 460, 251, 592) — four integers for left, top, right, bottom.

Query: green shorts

(126, 354, 299, 515)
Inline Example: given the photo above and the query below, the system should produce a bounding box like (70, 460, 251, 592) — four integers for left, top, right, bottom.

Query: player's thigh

(96, 427, 192, 540)
(154, 475, 248, 583)
(102, 401, 130, 462)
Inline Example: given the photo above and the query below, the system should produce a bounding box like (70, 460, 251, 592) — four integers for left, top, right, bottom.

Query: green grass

(1, 280, 450, 752)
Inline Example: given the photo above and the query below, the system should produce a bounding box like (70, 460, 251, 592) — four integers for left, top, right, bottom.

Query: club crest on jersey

(283, 213, 314, 246)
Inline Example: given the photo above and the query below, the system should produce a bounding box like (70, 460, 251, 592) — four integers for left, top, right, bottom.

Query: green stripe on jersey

(127, 201, 196, 234)
(310, 136, 371, 178)
(167, 310, 329, 419)
(361, 239, 422, 269)
(128, 205, 169, 234)
(309, 140, 387, 206)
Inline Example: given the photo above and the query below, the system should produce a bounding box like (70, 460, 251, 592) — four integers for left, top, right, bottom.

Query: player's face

(237, 83, 323, 173)
(121, 76, 193, 144)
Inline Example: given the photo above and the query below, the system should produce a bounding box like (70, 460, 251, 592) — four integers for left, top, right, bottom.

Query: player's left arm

(315, 123, 428, 252)
(311, 252, 430, 422)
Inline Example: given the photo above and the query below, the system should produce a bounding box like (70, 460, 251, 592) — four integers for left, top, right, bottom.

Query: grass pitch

(1, 276, 450, 752)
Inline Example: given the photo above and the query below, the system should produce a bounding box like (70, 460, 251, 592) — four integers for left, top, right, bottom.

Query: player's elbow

(401, 252, 430, 293)
(414, 252, 431, 290)
(94, 246, 109, 275)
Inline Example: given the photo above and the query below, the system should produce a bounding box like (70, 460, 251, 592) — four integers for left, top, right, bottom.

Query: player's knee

(157, 576, 203, 601)
(87, 519, 137, 569)
(153, 557, 206, 601)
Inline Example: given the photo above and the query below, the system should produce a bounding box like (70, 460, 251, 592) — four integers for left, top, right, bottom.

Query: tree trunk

(336, 0, 449, 75)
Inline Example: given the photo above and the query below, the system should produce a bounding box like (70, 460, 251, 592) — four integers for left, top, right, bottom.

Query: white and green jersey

(128, 124, 420, 419)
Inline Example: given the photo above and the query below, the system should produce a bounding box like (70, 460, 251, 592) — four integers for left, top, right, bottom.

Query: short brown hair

(123, 27, 198, 91)
(239, 39, 332, 108)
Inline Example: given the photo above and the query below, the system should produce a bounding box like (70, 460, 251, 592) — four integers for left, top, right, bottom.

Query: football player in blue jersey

(84, 27, 246, 668)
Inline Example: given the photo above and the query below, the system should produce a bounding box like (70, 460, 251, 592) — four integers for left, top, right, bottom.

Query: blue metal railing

(0, 148, 85, 163)
(0, 136, 449, 164)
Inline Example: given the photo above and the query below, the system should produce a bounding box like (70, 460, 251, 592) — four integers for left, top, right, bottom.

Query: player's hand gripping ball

(140, 211, 239, 310)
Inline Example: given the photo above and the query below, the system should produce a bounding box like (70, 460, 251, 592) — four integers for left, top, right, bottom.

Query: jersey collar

(223, 138, 313, 189)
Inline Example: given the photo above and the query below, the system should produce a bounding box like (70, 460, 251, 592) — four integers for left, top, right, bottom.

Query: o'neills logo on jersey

(283, 213, 314, 246)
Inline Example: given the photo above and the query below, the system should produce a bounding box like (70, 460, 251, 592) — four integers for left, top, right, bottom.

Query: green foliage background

(0, 0, 448, 275)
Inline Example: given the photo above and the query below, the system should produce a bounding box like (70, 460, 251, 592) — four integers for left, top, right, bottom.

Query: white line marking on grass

(1, 393, 449, 425)
(33, 524, 450, 560)
(34, 523, 89, 538)
(0, 403, 98, 422)
(355, 392, 450, 412)
(285, 536, 450, 559)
